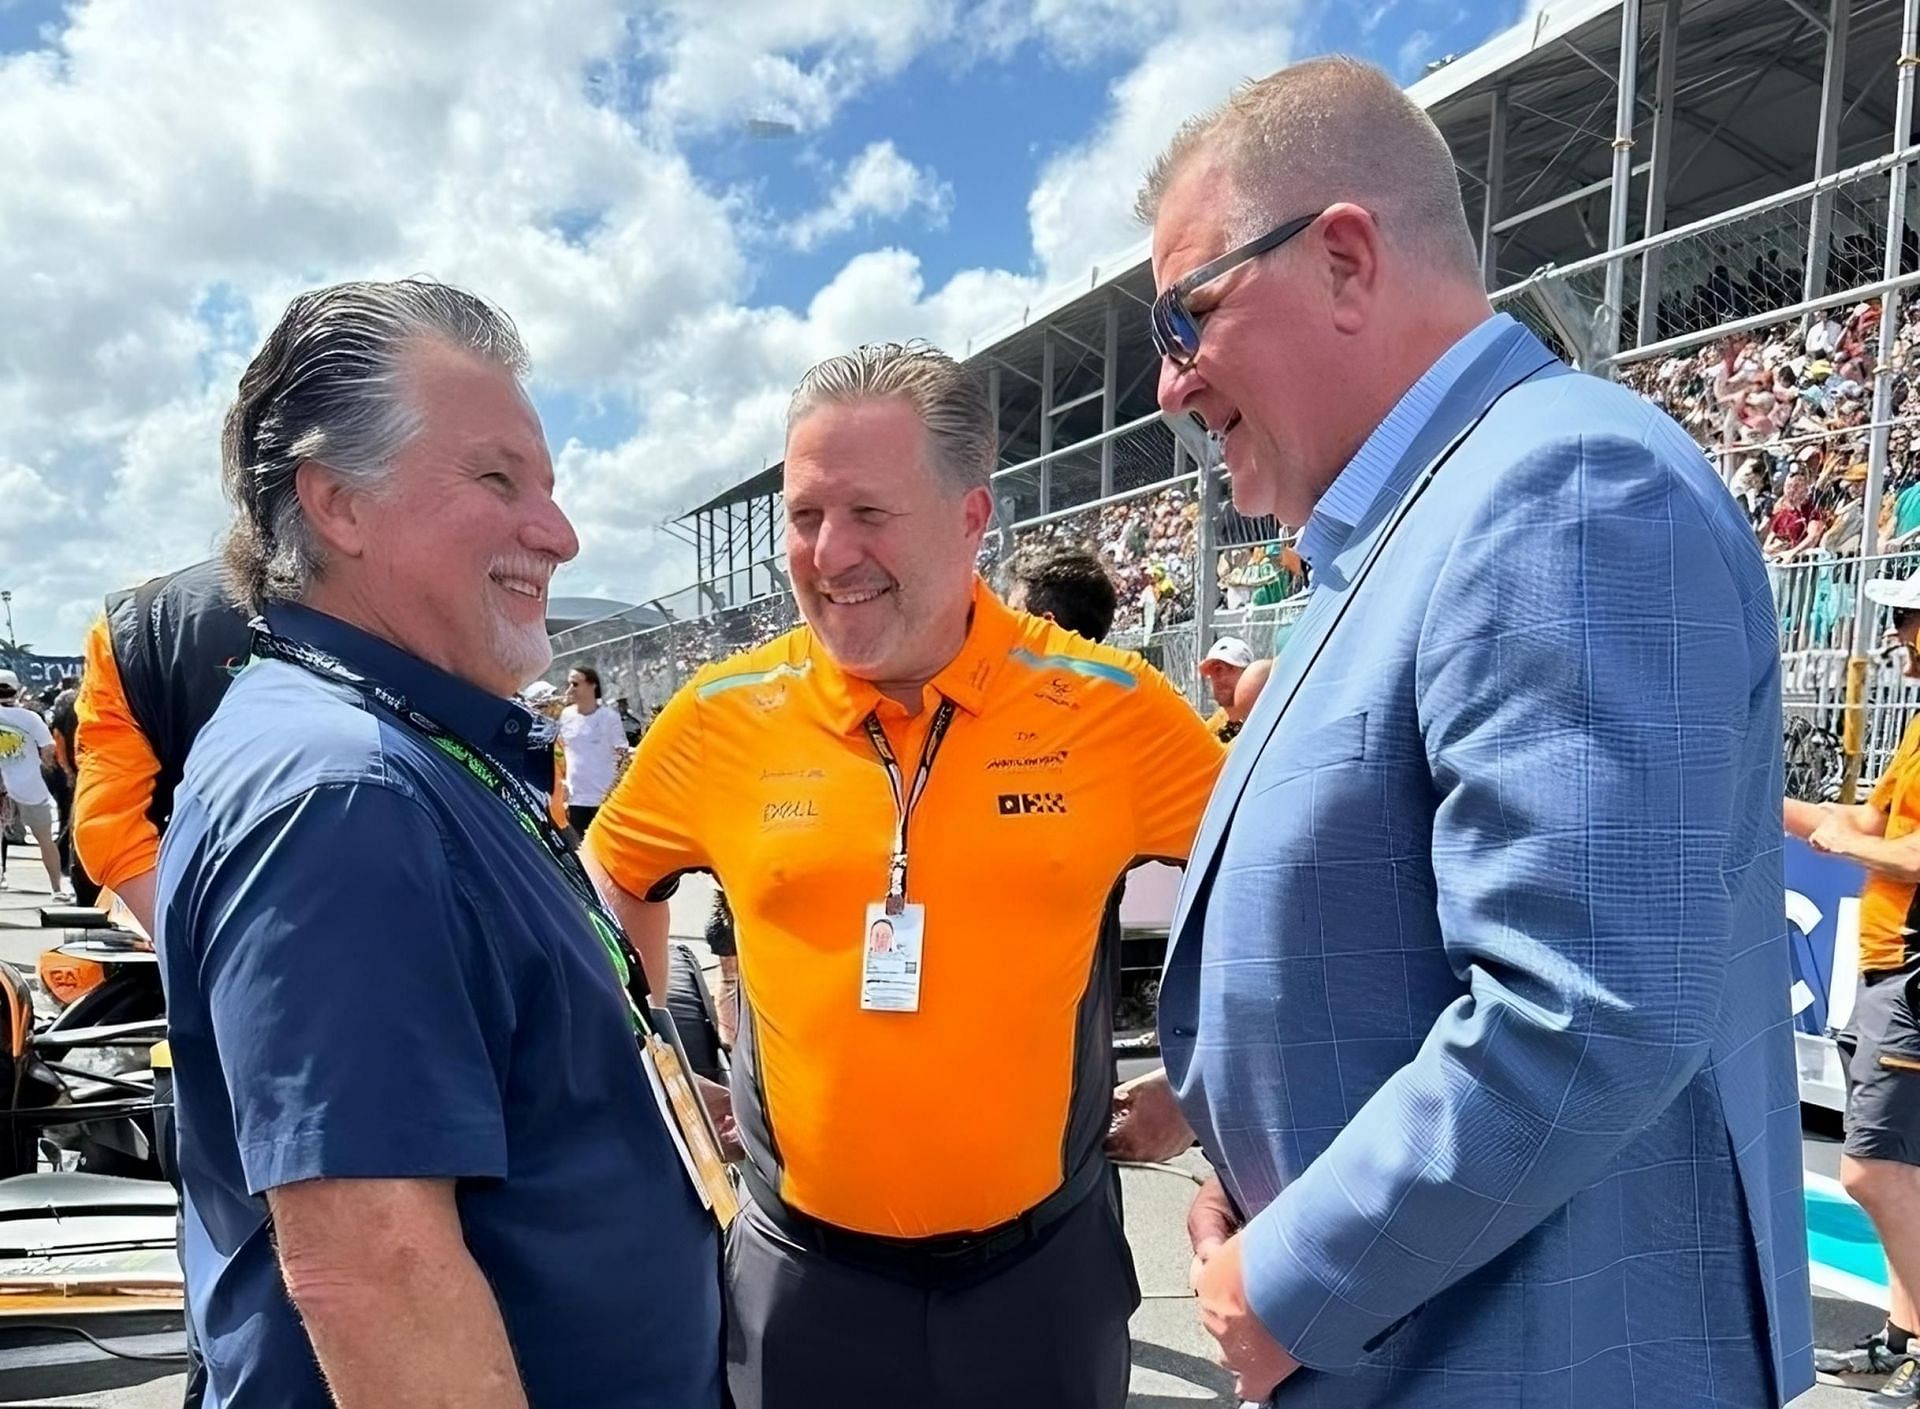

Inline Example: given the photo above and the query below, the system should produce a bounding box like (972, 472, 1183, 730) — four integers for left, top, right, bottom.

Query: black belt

(740, 1154, 1110, 1281)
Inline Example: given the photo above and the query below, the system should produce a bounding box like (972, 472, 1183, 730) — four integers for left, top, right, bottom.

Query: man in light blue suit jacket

(1139, 58, 1813, 1407)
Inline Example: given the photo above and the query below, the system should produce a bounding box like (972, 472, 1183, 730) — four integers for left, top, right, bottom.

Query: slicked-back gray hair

(786, 340, 994, 493)
(220, 278, 529, 612)
(1136, 57, 1480, 282)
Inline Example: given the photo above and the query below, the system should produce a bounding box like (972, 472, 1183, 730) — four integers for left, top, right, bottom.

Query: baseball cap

(1201, 637, 1256, 672)
(0, 669, 18, 695)
(1866, 575, 1920, 612)
(522, 680, 559, 704)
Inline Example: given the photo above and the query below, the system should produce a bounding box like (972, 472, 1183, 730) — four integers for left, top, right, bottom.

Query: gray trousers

(724, 1181, 1138, 1409)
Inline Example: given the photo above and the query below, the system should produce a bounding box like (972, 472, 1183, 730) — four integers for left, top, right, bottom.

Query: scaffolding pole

(1039, 332, 1055, 515)
(1636, 0, 1683, 345)
(1602, 0, 1643, 364)
(1805, 0, 1853, 303)
(1196, 456, 1219, 660)
(1481, 86, 1508, 290)
(1100, 299, 1119, 498)
(1842, 0, 1919, 801)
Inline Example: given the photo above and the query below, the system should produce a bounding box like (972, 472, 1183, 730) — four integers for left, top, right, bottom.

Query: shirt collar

(1296, 313, 1511, 574)
(811, 576, 1019, 733)
(264, 602, 545, 777)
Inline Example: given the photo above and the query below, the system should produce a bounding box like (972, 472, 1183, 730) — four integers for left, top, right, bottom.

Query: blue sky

(0, 0, 1525, 646)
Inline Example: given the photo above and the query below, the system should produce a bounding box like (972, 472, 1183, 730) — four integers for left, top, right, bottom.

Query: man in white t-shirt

(558, 664, 629, 836)
(0, 671, 68, 898)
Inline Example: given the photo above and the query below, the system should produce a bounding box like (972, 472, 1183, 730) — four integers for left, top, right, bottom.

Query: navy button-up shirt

(155, 603, 720, 1409)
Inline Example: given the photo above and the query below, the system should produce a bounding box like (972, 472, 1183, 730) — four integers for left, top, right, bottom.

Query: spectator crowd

(1620, 298, 1920, 561)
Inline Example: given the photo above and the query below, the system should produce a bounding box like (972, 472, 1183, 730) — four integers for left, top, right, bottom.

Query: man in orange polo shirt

(585, 341, 1224, 1409)
(1789, 574, 1920, 1402)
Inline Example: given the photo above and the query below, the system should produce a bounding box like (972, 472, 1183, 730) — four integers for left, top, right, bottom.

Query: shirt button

(504, 717, 523, 735)
(1169, 1025, 1195, 1039)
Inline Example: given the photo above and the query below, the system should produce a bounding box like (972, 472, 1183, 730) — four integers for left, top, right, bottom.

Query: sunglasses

(1150, 210, 1324, 369)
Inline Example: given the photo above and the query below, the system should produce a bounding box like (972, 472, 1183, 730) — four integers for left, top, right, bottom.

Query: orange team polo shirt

(1862, 715, 1920, 973)
(72, 615, 166, 892)
(589, 578, 1225, 1237)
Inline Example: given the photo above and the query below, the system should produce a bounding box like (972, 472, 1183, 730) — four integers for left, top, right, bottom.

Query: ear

(960, 485, 994, 539)
(294, 460, 374, 562)
(1318, 202, 1385, 336)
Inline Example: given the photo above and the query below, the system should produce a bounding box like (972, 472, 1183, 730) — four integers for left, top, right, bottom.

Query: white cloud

(1024, 1, 1302, 284)
(556, 249, 1039, 605)
(641, 0, 956, 133)
(788, 141, 954, 251)
(1397, 29, 1436, 77)
(0, 0, 1305, 646)
(0, 0, 1059, 646)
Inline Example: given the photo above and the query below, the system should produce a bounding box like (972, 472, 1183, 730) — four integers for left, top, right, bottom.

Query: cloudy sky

(0, 0, 1520, 650)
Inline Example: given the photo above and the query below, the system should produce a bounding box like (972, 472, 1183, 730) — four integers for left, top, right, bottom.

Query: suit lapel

(1167, 324, 1562, 951)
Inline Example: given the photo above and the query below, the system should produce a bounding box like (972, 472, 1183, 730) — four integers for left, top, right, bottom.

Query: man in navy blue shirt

(155, 278, 721, 1408)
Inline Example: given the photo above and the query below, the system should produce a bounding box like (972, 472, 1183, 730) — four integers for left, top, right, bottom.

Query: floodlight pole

(1841, 0, 1919, 802)
(1601, 0, 1642, 365)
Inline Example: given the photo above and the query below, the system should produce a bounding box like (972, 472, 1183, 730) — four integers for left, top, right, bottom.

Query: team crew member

(73, 560, 253, 935)
(1198, 635, 1254, 741)
(1794, 575, 1920, 1405)
(69, 559, 253, 1409)
(587, 342, 1225, 1409)
(558, 664, 627, 834)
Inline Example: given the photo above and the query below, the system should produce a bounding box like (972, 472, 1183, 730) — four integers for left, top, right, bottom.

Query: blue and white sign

(1785, 831, 1864, 1110)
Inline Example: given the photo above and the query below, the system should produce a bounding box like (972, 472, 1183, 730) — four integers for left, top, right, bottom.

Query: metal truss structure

(555, 0, 1920, 762)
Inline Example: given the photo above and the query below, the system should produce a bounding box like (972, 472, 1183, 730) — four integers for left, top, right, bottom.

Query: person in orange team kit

(70, 557, 252, 1409)
(1789, 574, 1920, 1403)
(73, 561, 252, 938)
(584, 341, 1225, 1409)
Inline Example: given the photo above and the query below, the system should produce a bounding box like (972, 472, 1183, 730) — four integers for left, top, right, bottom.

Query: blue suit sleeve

(1237, 434, 1753, 1370)
(196, 781, 512, 1194)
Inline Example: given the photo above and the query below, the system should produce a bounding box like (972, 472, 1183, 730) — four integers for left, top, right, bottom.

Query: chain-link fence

(1494, 147, 1920, 368)
(549, 585, 799, 713)
(562, 165, 1920, 749)
(988, 412, 1189, 528)
(1769, 547, 1920, 789)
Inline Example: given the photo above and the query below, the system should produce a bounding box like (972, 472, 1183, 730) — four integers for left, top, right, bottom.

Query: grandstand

(551, 0, 1920, 796)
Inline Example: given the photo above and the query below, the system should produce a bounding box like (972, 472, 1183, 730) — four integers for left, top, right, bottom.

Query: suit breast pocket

(1250, 709, 1368, 794)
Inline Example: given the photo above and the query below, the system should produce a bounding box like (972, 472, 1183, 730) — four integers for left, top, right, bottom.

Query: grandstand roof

(966, 0, 1909, 367)
(685, 463, 781, 518)
(694, 0, 1914, 517)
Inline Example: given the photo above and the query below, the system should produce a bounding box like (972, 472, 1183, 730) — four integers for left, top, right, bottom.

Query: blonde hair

(787, 340, 994, 492)
(1136, 56, 1479, 281)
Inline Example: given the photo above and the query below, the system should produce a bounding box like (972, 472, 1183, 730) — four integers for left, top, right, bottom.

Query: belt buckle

(927, 1218, 1027, 1267)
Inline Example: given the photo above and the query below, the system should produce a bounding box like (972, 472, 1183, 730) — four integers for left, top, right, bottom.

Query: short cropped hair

(1003, 542, 1118, 644)
(1136, 56, 1479, 281)
(787, 340, 995, 492)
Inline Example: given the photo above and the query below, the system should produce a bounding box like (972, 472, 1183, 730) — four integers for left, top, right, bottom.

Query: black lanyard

(249, 627, 660, 1039)
(861, 698, 958, 914)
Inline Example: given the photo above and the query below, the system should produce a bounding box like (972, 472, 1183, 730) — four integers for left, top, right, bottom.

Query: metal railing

(1773, 547, 1920, 785)
(564, 137, 1920, 742)
(548, 584, 799, 711)
(1493, 146, 1920, 369)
